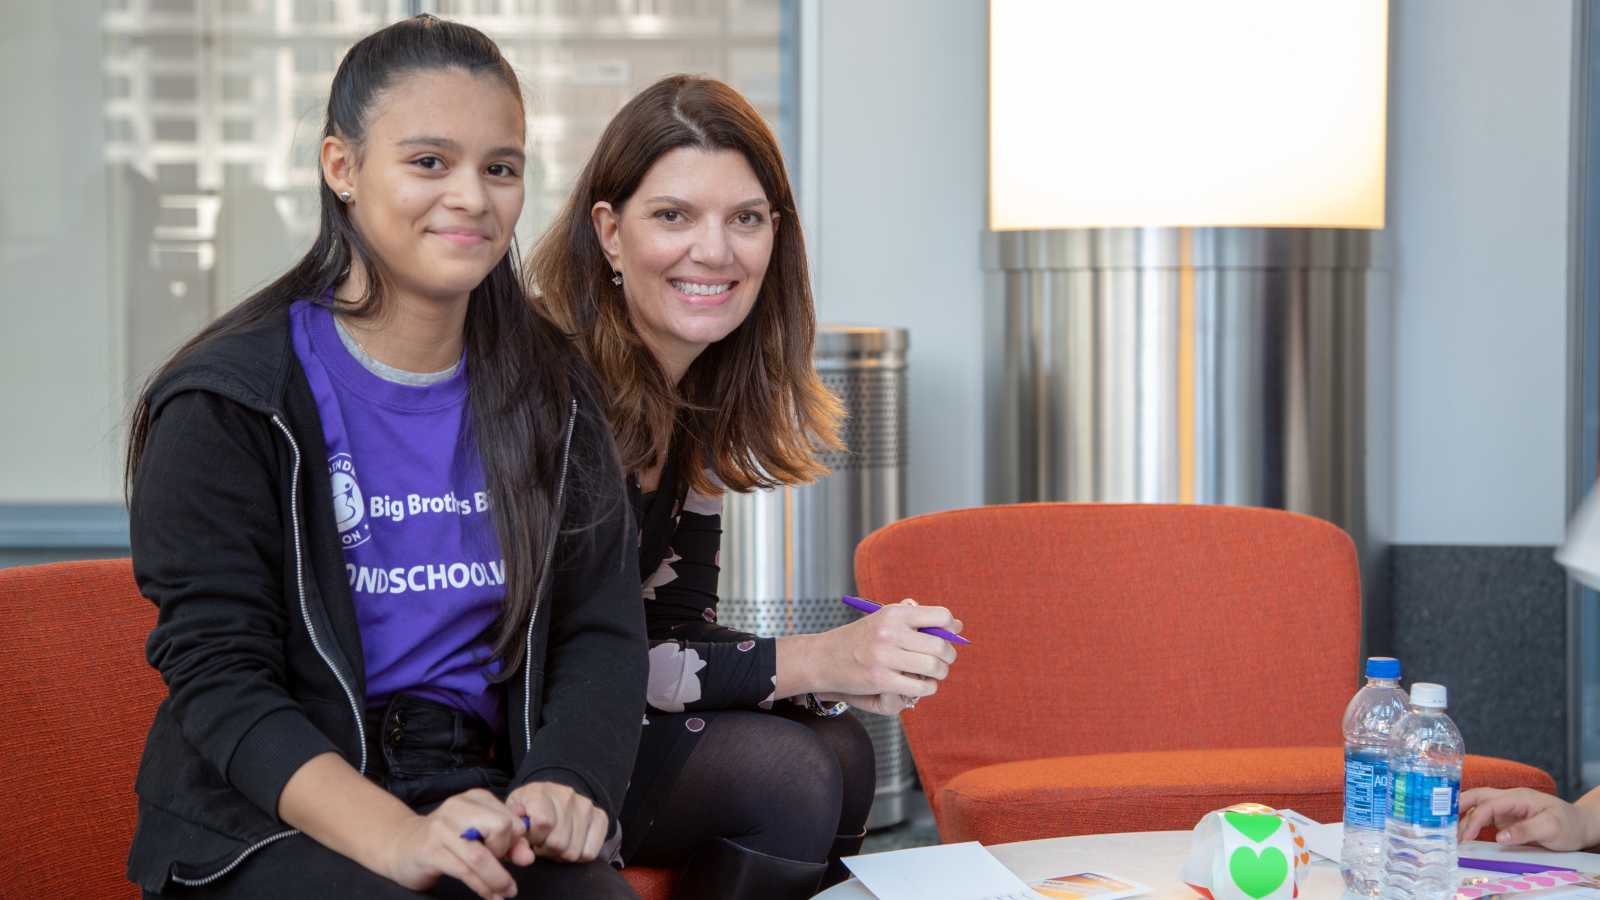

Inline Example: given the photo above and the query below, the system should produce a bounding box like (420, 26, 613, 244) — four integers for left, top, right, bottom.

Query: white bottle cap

(1411, 682, 1447, 708)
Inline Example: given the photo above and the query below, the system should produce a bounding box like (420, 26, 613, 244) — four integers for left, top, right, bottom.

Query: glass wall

(0, 0, 785, 544)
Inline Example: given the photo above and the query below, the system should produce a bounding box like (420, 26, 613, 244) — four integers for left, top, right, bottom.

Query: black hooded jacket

(124, 311, 645, 891)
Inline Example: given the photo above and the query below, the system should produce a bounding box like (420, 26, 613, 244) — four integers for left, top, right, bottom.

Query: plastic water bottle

(1379, 683, 1465, 900)
(1341, 657, 1409, 895)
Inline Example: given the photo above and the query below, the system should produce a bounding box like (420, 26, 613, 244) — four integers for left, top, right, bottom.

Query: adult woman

(531, 75, 963, 899)
(124, 17, 644, 900)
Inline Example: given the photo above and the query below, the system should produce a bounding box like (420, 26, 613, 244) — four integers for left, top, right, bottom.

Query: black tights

(627, 705, 876, 866)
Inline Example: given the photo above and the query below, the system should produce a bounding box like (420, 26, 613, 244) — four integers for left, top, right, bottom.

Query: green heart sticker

(1224, 812, 1283, 844)
(1229, 847, 1289, 900)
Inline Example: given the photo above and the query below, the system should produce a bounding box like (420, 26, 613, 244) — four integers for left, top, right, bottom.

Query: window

(0, 0, 788, 563)
(294, 0, 339, 24)
(155, 163, 199, 190)
(221, 74, 253, 101)
(292, 135, 324, 169)
(293, 91, 326, 116)
(151, 75, 197, 101)
(224, 162, 263, 185)
(152, 118, 198, 141)
(293, 47, 337, 74)
(148, 37, 196, 57)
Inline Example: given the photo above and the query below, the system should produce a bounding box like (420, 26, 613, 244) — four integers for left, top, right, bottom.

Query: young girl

(531, 75, 963, 899)
(124, 17, 644, 900)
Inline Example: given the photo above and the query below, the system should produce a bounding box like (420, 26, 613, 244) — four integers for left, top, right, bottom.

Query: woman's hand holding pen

(775, 598, 963, 717)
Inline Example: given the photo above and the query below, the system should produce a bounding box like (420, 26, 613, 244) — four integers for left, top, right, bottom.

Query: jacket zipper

(172, 413, 368, 886)
(524, 400, 577, 753)
(169, 830, 300, 887)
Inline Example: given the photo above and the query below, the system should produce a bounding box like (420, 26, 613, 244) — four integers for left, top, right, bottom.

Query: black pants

(146, 696, 637, 899)
(142, 831, 635, 900)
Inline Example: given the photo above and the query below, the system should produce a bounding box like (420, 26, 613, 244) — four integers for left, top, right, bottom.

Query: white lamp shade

(990, 0, 1389, 231)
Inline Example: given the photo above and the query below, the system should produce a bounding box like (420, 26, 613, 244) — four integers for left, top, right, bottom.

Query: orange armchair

(0, 560, 675, 899)
(1, 559, 163, 897)
(854, 503, 1555, 845)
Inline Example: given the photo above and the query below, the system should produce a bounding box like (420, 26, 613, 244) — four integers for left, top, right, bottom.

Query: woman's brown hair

(528, 74, 843, 496)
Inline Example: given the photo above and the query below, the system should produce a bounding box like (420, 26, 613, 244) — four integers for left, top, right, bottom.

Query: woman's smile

(669, 278, 738, 304)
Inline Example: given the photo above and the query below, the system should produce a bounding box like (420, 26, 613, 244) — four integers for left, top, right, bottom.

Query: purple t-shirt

(290, 299, 505, 729)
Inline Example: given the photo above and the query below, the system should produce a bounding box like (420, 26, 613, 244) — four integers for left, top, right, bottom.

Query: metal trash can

(716, 324, 913, 829)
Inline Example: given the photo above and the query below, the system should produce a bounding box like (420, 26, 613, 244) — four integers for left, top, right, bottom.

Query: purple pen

(1458, 858, 1579, 876)
(462, 816, 532, 842)
(842, 596, 970, 645)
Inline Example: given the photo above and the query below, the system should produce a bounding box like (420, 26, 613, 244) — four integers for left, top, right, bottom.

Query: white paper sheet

(1274, 809, 1345, 861)
(1026, 870, 1152, 900)
(842, 842, 1039, 900)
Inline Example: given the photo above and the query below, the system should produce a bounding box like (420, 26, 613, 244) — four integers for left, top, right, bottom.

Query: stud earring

(611, 272, 623, 286)
(339, 191, 351, 202)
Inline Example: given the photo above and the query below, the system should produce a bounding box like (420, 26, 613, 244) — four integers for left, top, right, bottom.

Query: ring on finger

(902, 695, 918, 709)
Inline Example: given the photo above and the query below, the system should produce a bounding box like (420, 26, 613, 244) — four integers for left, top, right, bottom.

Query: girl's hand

(383, 788, 533, 900)
(506, 781, 610, 863)
(278, 753, 530, 900)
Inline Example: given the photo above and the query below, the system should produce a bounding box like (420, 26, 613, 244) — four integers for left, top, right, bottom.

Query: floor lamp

(985, 0, 1393, 658)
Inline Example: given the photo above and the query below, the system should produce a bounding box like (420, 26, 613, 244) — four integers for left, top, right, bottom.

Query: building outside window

(0, 0, 789, 566)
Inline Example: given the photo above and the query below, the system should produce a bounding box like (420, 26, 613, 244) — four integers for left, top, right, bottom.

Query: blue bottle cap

(1365, 656, 1400, 679)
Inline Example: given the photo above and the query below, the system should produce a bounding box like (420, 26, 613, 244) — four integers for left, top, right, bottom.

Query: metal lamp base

(983, 226, 1391, 658)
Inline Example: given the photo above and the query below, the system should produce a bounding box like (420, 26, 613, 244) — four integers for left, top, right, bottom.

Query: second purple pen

(840, 595, 971, 645)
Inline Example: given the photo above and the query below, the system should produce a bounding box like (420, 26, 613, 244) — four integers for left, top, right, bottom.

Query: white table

(817, 833, 1600, 900)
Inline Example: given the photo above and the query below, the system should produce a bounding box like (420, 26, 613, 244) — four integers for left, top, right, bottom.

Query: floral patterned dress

(615, 459, 780, 862)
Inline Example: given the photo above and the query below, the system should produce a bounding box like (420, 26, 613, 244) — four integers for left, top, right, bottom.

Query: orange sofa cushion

(0, 560, 161, 898)
(622, 865, 678, 898)
(935, 746, 1557, 846)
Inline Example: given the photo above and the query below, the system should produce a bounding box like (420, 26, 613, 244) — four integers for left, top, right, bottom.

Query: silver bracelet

(804, 693, 850, 717)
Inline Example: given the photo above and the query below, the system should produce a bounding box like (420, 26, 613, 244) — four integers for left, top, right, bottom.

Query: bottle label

(1390, 770, 1460, 828)
(1431, 786, 1453, 817)
(1343, 749, 1388, 829)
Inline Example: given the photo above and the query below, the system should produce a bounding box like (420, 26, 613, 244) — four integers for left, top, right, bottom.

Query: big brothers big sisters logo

(329, 453, 372, 548)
